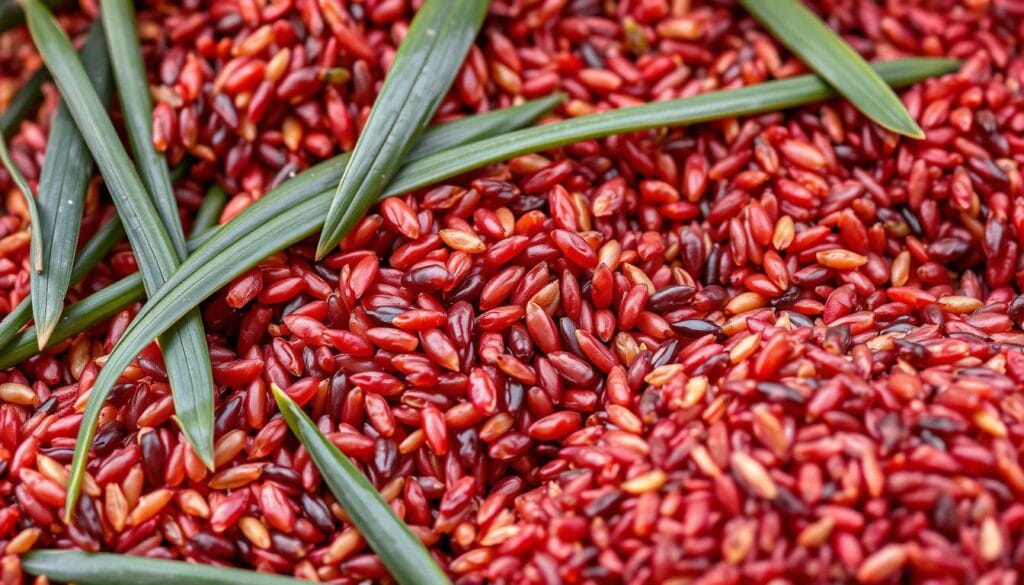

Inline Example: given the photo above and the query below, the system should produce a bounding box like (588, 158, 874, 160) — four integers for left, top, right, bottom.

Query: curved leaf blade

(191, 184, 227, 238)
(101, 0, 187, 256)
(32, 21, 112, 348)
(272, 386, 450, 585)
(100, 0, 216, 471)
(0, 65, 48, 139)
(0, 128, 42, 273)
(24, 550, 310, 585)
(738, 0, 924, 139)
(316, 0, 490, 258)
(59, 62, 954, 519)
(0, 216, 123, 353)
(0, 273, 143, 369)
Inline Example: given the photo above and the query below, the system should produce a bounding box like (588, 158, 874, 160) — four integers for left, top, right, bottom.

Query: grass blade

(24, 550, 310, 585)
(58, 93, 562, 518)
(101, 0, 187, 256)
(272, 386, 449, 585)
(56, 60, 956, 519)
(0, 65, 48, 138)
(0, 120, 42, 273)
(0, 0, 64, 33)
(191, 184, 226, 238)
(31, 21, 112, 348)
(100, 0, 216, 471)
(0, 215, 123, 353)
(390, 59, 953, 197)
(21, 0, 217, 516)
(738, 0, 924, 138)
(315, 0, 489, 259)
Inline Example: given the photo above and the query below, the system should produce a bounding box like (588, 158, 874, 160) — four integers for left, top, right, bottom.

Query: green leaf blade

(0, 97, 561, 362)
(0, 216, 124, 353)
(0, 135, 42, 275)
(738, 0, 924, 139)
(101, 0, 188, 257)
(315, 0, 490, 259)
(386, 60, 955, 199)
(100, 0, 216, 471)
(0, 0, 65, 34)
(272, 386, 450, 585)
(0, 273, 143, 369)
(0, 65, 48, 139)
(20, 0, 216, 517)
(191, 184, 227, 238)
(31, 22, 112, 348)
(23, 550, 311, 585)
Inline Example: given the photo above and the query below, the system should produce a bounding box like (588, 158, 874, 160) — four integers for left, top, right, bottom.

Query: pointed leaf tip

(739, 0, 925, 140)
(317, 0, 489, 255)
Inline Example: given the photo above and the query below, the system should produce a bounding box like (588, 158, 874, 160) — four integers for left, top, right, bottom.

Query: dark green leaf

(0, 120, 42, 273)
(31, 21, 112, 348)
(23, 550, 310, 585)
(100, 0, 216, 471)
(390, 59, 954, 197)
(738, 0, 924, 138)
(0, 216, 124, 353)
(0, 0, 65, 34)
(61, 61, 955, 519)
(272, 386, 449, 585)
(59, 93, 560, 517)
(0, 274, 142, 369)
(101, 0, 187, 255)
(315, 0, 490, 259)
(191, 184, 226, 238)
(0, 65, 47, 139)
(21, 0, 216, 518)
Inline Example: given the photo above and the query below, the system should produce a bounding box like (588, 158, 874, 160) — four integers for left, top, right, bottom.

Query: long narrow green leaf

(315, 0, 489, 259)
(0, 48, 59, 281)
(0, 66, 48, 138)
(100, 0, 215, 472)
(31, 22, 111, 348)
(0, 0, 64, 33)
(738, 0, 923, 139)
(61, 93, 563, 516)
(391, 60, 951, 197)
(23, 550, 310, 585)
(0, 121, 42, 273)
(60, 61, 953, 519)
(272, 386, 449, 585)
(191, 184, 226, 238)
(0, 273, 142, 368)
(21, 0, 217, 513)
(0, 216, 124, 353)
(101, 0, 187, 256)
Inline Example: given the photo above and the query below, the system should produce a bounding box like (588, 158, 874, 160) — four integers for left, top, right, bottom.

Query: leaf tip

(314, 238, 335, 262)
(902, 124, 926, 140)
(35, 320, 56, 351)
(270, 383, 289, 407)
(172, 414, 215, 470)
(62, 491, 77, 524)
